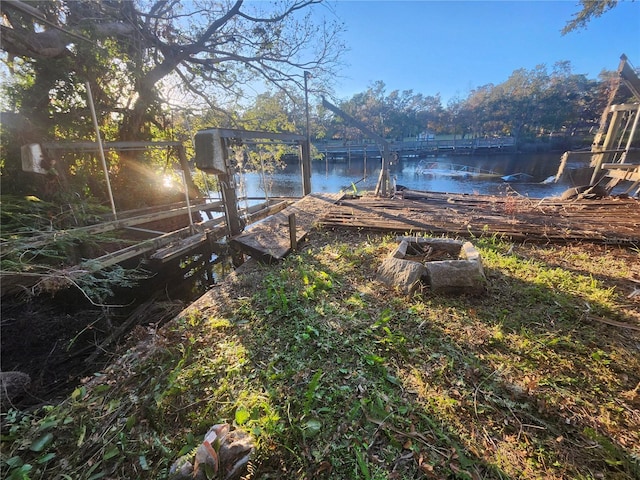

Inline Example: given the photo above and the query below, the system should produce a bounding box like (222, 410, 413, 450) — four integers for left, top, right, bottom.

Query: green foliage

(562, 0, 620, 34)
(2, 234, 639, 479)
(0, 194, 149, 301)
(0, 194, 109, 234)
(0, 407, 64, 480)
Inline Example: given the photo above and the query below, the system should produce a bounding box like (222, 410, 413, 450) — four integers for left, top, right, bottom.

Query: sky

(318, 0, 640, 104)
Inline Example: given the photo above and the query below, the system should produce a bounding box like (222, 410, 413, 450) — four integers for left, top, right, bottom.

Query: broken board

(231, 192, 344, 261)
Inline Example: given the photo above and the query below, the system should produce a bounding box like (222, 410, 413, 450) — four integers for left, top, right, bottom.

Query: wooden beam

(590, 109, 625, 183)
(601, 163, 640, 170)
(13, 201, 224, 250)
(610, 103, 640, 112)
(150, 232, 209, 263)
(619, 54, 640, 101)
(604, 169, 640, 181)
(197, 127, 304, 143)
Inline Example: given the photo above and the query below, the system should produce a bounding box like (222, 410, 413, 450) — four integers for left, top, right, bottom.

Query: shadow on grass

(5, 232, 638, 480)
(390, 243, 640, 479)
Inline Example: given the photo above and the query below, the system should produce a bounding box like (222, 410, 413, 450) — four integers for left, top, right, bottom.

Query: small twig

(473, 369, 500, 418)
(583, 314, 640, 331)
(365, 416, 449, 458)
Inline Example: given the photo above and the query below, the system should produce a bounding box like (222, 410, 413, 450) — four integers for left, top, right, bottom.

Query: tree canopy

(1, 0, 344, 139)
(324, 81, 444, 142)
(0, 0, 344, 205)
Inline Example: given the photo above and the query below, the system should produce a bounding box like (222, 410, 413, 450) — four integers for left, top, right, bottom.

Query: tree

(562, 0, 619, 34)
(238, 90, 301, 174)
(327, 81, 443, 142)
(1, 0, 344, 204)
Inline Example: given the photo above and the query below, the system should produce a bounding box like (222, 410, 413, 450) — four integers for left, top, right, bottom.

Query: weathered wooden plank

(605, 169, 640, 181)
(601, 163, 640, 170)
(6, 200, 224, 252)
(231, 193, 344, 261)
(150, 232, 209, 263)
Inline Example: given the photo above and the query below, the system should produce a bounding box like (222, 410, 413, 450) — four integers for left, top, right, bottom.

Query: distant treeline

(318, 62, 635, 145)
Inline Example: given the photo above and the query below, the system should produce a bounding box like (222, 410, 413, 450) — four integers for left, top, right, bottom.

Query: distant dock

(317, 137, 517, 162)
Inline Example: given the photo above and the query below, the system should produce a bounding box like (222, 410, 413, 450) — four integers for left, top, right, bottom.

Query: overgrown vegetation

(2, 230, 639, 479)
(0, 194, 148, 301)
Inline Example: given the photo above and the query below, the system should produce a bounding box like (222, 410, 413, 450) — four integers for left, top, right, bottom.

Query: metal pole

(86, 82, 117, 220)
(180, 170, 195, 234)
(302, 71, 312, 195)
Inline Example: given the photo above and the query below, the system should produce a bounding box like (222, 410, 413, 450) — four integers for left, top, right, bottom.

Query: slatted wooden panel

(319, 192, 640, 245)
(231, 193, 345, 261)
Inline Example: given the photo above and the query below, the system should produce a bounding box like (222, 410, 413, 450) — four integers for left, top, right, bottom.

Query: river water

(236, 152, 594, 200)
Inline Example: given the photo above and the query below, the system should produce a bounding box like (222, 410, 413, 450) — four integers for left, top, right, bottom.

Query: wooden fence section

(318, 192, 640, 245)
(231, 192, 345, 261)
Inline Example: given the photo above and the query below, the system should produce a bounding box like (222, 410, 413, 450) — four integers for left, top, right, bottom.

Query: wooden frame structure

(321, 97, 393, 197)
(555, 54, 640, 196)
(194, 127, 309, 241)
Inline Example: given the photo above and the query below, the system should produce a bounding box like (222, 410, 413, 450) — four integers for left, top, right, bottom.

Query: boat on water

(500, 172, 534, 182)
(415, 161, 499, 179)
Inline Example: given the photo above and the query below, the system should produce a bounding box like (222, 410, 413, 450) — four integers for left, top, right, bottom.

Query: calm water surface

(236, 152, 593, 199)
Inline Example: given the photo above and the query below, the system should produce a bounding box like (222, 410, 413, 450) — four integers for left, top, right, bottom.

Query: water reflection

(240, 152, 592, 198)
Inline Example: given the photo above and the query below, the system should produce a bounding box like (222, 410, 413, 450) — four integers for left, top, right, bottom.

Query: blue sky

(320, 0, 640, 104)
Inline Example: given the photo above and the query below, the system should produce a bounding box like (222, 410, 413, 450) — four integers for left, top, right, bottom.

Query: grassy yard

(2, 230, 639, 479)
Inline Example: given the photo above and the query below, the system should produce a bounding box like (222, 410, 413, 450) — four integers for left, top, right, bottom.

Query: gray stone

(382, 237, 485, 295)
(396, 236, 464, 255)
(391, 239, 409, 259)
(424, 259, 486, 294)
(461, 241, 484, 275)
(377, 257, 427, 294)
(461, 241, 480, 262)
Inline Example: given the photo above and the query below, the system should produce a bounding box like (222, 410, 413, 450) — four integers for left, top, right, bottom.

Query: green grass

(2, 232, 639, 479)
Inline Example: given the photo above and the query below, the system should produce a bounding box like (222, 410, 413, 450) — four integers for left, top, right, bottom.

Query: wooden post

(300, 141, 312, 196)
(213, 138, 244, 266)
(302, 71, 312, 196)
(288, 213, 297, 251)
(590, 108, 624, 185)
(213, 139, 241, 236)
(179, 170, 195, 234)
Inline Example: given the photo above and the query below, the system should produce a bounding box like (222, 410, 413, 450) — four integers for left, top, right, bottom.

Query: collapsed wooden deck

(231, 192, 345, 261)
(317, 192, 640, 245)
(5, 190, 637, 298)
(0, 198, 292, 297)
(229, 190, 638, 263)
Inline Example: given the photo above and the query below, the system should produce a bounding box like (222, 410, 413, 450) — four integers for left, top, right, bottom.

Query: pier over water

(318, 137, 517, 162)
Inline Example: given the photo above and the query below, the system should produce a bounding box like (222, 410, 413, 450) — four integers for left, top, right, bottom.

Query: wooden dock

(317, 192, 640, 245)
(0, 198, 291, 297)
(231, 192, 345, 261)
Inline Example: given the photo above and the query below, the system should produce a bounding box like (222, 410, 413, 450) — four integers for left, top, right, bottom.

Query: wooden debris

(318, 193, 640, 245)
(231, 193, 344, 261)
